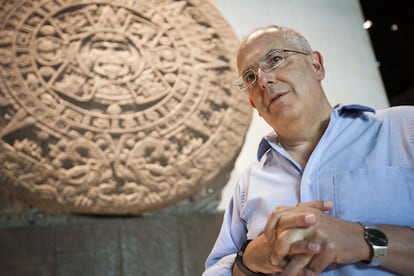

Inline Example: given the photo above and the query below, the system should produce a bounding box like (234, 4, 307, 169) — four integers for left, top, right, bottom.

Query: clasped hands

(242, 201, 368, 276)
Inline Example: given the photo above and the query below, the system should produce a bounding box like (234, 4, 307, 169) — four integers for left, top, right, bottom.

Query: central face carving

(85, 33, 136, 79)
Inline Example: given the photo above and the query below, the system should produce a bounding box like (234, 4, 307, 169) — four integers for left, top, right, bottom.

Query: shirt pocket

(319, 167, 414, 226)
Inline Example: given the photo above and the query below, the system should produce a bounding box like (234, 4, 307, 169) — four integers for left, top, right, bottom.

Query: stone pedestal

(0, 210, 223, 276)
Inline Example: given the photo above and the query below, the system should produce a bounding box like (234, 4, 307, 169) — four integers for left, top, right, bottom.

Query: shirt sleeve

(203, 175, 248, 276)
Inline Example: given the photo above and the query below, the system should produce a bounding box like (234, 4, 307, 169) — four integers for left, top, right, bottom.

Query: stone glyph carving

(0, 0, 252, 214)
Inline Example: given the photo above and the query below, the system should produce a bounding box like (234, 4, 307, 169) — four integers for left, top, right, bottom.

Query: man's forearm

(381, 225, 414, 275)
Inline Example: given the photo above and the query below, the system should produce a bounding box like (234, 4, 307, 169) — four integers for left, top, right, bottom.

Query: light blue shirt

(204, 104, 414, 276)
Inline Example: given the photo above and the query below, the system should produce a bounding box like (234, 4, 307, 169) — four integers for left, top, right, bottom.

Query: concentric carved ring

(0, 0, 251, 214)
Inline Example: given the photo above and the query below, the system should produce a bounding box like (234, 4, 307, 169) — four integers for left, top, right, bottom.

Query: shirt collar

(256, 104, 376, 161)
(337, 104, 375, 115)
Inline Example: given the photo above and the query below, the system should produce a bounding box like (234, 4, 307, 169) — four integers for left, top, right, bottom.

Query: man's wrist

(234, 239, 269, 276)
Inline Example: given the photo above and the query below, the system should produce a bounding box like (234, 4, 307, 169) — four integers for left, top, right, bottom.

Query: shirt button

(305, 179, 312, 185)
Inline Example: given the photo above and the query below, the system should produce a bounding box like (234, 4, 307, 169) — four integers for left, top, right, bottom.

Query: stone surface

(0, 0, 251, 214)
(0, 212, 224, 276)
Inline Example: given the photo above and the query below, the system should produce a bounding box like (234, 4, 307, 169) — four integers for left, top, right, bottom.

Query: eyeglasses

(234, 49, 310, 91)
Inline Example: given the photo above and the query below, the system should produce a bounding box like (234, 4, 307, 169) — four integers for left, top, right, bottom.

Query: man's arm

(204, 184, 246, 276)
(376, 224, 414, 275)
(264, 202, 414, 276)
(231, 233, 320, 276)
(232, 202, 332, 275)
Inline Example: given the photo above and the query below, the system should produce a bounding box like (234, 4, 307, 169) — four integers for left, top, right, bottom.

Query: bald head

(236, 25, 312, 73)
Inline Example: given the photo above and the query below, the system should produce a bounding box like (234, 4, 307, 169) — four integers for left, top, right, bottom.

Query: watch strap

(235, 240, 270, 276)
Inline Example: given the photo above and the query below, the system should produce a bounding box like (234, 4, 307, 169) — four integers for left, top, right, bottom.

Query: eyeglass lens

(241, 50, 285, 87)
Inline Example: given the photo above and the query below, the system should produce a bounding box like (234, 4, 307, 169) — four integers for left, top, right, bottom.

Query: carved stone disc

(0, 0, 251, 214)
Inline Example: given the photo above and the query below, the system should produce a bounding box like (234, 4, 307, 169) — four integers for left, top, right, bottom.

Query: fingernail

(305, 214, 316, 223)
(323, 200, 333, 208)
(308, 242, 320, 252)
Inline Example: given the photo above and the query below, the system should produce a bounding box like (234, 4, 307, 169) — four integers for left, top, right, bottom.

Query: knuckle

(275, 206, 287, 212)
(291, 254, 311, 266)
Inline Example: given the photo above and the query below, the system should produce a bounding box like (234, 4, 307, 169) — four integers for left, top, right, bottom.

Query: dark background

(359, 0, 414, 106)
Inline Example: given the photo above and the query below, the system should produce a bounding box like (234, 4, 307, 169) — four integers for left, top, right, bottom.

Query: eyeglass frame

(234, 48, 310, 91)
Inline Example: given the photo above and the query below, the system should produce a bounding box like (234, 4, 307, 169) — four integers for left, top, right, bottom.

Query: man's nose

(257, 69, 276, 90)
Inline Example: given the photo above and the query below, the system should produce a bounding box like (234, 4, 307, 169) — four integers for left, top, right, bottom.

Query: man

(203, 25, 414, 276)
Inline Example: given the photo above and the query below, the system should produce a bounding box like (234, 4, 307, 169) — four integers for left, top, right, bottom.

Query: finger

(264, 202, 331, 241)
(265, 212, 317, 241)
(290, 240, 321, 255)
(270, 239, 320, 267)
(278, 213, 317, 232)
(269, 228, 309, 266)
(264, 212, 316, 241)
(304, 269, 318, 276)
(280, 254, 313, 276)
(296, 200, 333, 212)
(304, 243, 333, 273)
(264, 207, 292, 241)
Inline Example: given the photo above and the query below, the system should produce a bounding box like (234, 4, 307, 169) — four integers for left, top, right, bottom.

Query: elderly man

(204, 25, 414, 276)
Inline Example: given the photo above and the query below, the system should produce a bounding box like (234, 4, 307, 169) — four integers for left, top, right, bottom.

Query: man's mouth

(265, 91, 288, 111)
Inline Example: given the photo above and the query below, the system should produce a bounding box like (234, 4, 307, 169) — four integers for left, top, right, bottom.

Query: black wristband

(235, 239, 270, 276)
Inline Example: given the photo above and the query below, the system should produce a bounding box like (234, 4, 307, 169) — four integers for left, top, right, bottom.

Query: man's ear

(310, 51, 325, 78)
(249, 97, 256, 108)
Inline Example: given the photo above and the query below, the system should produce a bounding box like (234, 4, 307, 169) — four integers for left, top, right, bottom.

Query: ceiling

(359, 0, 414, 106)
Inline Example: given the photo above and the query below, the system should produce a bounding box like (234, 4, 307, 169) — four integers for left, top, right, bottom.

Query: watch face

(367, 229, 388, 246)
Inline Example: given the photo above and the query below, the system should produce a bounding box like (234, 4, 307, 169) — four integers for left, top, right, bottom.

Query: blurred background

(360, 0, 414, 106)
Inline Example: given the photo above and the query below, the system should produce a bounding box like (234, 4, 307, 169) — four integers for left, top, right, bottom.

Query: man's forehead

(238, 30, 284, 58)
(241, 29, 286, 54)
(236, 28, 289, 72)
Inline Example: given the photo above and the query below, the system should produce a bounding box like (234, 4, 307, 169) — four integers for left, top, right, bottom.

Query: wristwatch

(235, 240, 270, 276)
(359, 223, 388, 266)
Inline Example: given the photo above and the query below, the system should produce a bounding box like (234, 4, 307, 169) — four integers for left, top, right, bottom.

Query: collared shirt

(203, 104, 414, 276)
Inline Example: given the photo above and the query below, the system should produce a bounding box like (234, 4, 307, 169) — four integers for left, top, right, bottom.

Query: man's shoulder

(338, 104, 414, 120)
(375, 105, 414, 120)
